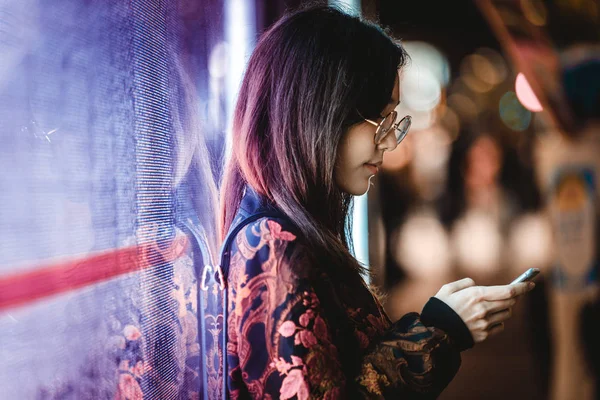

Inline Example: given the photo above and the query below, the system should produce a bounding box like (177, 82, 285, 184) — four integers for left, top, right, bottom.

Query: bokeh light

(473, 48, 508, 85)
(452, 210, 503, 277)
(403, 41, 451, 87)
(438, 106, 461, 140)
(508, 213, 554, 274)
(521, 0, 548, 26)
(515, 72, 544, 112)
(402, 68, 442, 112)
(394, 210, 451, 279)
(400, 42, 450, 130)
(448, 92, 479, 122)
(499, 91, 532, 131)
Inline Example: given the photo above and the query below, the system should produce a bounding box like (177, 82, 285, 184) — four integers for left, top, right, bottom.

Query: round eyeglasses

(364, 110, 412, 146)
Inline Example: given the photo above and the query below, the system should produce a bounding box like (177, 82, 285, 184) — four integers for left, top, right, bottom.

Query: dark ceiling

(257, 0, 503, 79)
(373, 0, 501, 79)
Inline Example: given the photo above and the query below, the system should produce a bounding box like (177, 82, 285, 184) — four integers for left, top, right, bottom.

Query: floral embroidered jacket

(225, 189, 473, 399)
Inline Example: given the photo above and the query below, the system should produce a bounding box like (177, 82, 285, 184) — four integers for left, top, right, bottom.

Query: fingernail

(529, 282, 535, 289)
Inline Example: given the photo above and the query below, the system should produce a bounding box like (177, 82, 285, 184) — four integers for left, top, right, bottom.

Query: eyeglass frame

(360, 110, 412, 147)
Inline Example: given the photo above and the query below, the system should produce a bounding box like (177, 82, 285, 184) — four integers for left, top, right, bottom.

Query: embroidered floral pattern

(358, 363, 390, 396)
(267, 220, 297, 242)
(227, 219, 345, 399)
(226, 217, 462, 399)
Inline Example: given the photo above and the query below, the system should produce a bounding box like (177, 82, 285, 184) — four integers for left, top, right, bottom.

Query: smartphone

(510, 268, 540, 285)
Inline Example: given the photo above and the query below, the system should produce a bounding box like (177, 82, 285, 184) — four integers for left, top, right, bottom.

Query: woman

(219, 5, 533, 399)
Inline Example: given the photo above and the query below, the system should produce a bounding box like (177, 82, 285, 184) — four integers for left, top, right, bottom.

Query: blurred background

(0, 0, 598, 399)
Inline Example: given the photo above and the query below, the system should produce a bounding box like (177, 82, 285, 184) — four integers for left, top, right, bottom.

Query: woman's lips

(364, 163, 379, 175)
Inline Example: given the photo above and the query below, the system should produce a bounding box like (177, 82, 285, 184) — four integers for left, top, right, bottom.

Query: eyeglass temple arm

(364, 119, 379, 127)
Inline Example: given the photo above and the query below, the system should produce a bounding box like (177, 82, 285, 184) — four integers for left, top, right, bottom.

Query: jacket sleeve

(358, 297, 473, 399)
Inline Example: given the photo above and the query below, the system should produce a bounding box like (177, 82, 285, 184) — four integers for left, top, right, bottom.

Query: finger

(484, 298, 517, 314)
(443, 278, 476, 294)
(481, 282, 534, 301)
(487, 322, 505, 337)
(486, 309, 512, 326)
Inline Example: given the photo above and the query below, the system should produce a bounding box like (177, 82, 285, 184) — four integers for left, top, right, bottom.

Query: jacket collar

(235, 185, 281, 221)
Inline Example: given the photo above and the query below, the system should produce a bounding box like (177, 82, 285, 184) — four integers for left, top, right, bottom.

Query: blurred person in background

(438, 122, 550, 285)
(437, 124, 554, 399)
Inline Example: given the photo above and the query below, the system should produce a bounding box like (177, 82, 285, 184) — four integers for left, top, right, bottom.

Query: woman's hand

(434, 278, 534, 343)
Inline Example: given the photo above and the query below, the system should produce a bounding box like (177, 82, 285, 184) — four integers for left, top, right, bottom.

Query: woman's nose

(377, 129, 398, 152)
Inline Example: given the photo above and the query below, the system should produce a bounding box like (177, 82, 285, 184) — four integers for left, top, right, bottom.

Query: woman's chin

(337, 175, 375, 196)
(352, 176, 374, 196)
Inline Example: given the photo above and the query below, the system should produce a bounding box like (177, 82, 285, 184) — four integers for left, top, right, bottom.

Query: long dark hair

(220, 5, 407, 281)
